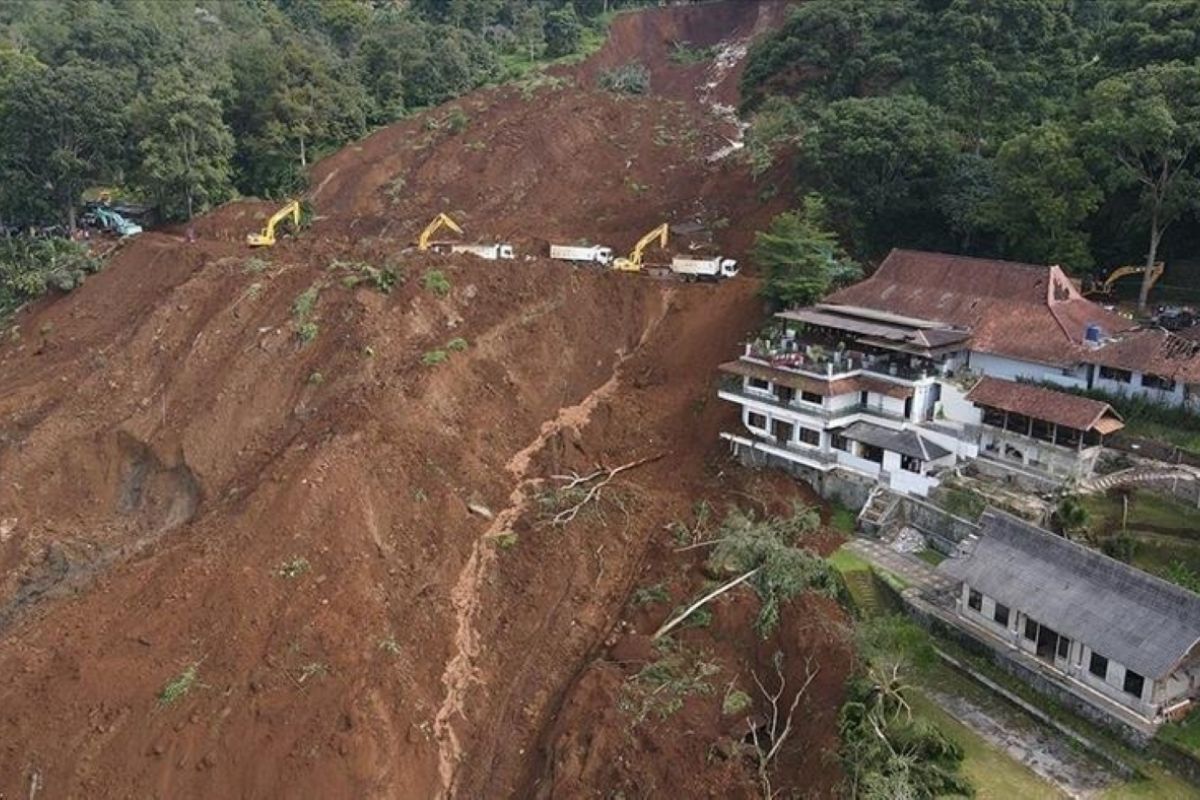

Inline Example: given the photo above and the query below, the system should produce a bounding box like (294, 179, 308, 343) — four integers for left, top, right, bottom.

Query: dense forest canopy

(0, 0, 650, 227)
(741, 0, 1200, 307)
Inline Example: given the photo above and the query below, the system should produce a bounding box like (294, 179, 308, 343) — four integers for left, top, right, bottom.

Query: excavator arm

(418, 213, 464, 251)
(1100, 262, 1164, 294)
(613, 223, 669, 272)
(247, 200, 301, 247)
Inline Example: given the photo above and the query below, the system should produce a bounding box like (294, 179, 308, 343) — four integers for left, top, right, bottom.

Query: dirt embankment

(0, 2, 851, 798)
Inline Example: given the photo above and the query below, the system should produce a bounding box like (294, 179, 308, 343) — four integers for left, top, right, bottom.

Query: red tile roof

(1088, 329, 1200, 383)
(825, 249, 1136, 366)
(966, 377, 1124, 432)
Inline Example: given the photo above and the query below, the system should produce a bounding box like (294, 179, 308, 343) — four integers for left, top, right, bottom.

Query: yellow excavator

(247, 200, 301, 247)
(613, 223, 669, 272)
(1092, 262, 1165, 295)
(418, 212, 463, 251)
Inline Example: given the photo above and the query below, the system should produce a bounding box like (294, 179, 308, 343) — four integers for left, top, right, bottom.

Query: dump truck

(670, 256, 739, 280)
(550, 244, 614, 266)
(436, 243, 515, 260)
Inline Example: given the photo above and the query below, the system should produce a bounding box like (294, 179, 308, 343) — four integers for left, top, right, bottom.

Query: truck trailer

(669, 256, 738, 280)
(550, 244, 614, 266)
(434, 243, 516, 260)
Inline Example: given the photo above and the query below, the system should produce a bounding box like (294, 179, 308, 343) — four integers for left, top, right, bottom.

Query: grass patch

(330, 259, 401, 294)
(446, 337, 468, 352)
(1158, 709, 1200, 758)
(668, 41, 717, 65)
(631, 582, 670, 606)
(721, 686, 753, 716)
(828, 503, 857, 534)
(1079, 489, 1200, 588)
(907, 690, 1067, 799)
(157, 664, 200, 706)
(937, 486, 987, 521)
(291, 284, 321, 345)
(421, 349, 449, 366)
(493, 532, 519, 550)
(421, 269, 451, 297)
(916, 548, 947, 566)
(277, 557, 310, 579)
(827, 546, 871, 574)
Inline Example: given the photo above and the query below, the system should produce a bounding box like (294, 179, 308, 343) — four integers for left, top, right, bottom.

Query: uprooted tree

(654, 502, 842, 639)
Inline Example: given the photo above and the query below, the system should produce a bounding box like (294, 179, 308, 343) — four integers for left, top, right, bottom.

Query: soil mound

(0, 3, 850, 798)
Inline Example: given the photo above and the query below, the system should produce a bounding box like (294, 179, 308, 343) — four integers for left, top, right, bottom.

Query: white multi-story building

(719, 249, 1139, 497)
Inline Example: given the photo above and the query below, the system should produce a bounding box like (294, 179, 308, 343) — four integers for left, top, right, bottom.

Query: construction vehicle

(247, 200, 301, 247)
(550, 244, 614, 266)
(86, 205, 142, 237)
(670, 256, 739, 280)
(613, 223, 669, 272)
(1090, 262, 1165, 295)
(441, 243, 515, 261)
(418, 213, 463, 251)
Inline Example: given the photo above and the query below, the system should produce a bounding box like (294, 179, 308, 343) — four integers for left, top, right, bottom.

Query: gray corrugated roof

(940, 510, 1200, 679)
(841, 421, 951, 461)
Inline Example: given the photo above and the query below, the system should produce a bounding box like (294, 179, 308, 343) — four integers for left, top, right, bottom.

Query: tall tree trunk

(66, 202, 77, 233)
(1140, 202, 1161, 312)
(299, 135, 307, 168)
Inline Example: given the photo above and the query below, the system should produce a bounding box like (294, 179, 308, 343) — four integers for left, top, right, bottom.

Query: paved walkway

(1080, 464, 1199, 494)
(844, 537, 957, 596)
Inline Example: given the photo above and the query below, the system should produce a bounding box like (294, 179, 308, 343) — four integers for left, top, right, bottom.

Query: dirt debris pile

(0, 3, 852, 798)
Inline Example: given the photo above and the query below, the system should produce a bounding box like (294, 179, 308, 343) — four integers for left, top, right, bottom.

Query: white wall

(937, 380, 982, 425)
(969, 351, 1087, 389)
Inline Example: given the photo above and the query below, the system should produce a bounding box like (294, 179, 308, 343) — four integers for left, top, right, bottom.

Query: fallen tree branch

(548, 453, 663, 526)
(652, 566, 759, 640)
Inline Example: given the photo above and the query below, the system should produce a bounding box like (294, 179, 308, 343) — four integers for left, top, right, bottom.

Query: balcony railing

(719, 381, 908, 422)
(743, 342, 938, 384)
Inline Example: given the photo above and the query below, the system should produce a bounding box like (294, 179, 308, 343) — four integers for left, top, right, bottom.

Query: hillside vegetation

(0, 0, 658, 225)
(741, 0, 1200, 306)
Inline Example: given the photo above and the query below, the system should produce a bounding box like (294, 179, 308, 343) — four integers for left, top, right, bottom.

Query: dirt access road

(0, 3, 852, 798)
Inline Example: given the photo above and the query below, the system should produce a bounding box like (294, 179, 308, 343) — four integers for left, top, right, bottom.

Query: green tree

(753, 196, 861, 308)
(987, 124, 1101, 270)
(513, 5, 545, 62)
(800, 95, 956, 251)
(131, 70, 234, 220)
(1081, 62, 1200, 309)
(544, 7, 583, 59)
(706, 503, 840, 636)
(0, 57, 129, 229)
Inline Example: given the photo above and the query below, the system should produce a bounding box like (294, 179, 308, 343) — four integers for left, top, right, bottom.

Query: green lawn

(1158, 710, 1200, 758)
(828, 503, 857, 534)
(917, 548, 947, 566)
(827, 547, 870, 574)
(908, 691, 1067, 799)
(1080, 490, 1200, 583)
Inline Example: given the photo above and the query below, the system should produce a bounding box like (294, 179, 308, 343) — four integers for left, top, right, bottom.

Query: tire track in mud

(432, 288, 674, 798)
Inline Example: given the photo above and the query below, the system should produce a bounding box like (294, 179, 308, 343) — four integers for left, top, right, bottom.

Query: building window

(1056, 635, 1071, 660)
(900, 454, 923, 474)
(968, 589, 982, 612)
(831, 433, 849, 452)
(747, 412, 767, 431)
(1089, 652, 1108, 679)
(800, 390, 823, 405)
(993, 603, 1010, 627)
(1123, 669, 1145, 698)
(1099, 365, 1132, 384)
(1142, 373, 1176, 392)
(798, 427, 820, 447)
(747, 377, 770, 392)
(1024, 618, 1038, 641)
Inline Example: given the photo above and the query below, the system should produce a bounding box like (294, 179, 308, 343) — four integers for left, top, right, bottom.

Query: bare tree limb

(547, 453, 663, 526)
(652, 567, 759, 640)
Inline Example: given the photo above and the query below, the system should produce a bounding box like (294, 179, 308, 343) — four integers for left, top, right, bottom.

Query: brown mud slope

(0, 2, 851, 798)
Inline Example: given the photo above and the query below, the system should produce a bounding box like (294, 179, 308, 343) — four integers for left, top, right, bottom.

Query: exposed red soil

(0, 3, 853, 798)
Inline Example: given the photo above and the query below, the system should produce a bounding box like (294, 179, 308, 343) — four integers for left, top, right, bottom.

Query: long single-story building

(940, 510, 1200, 726)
